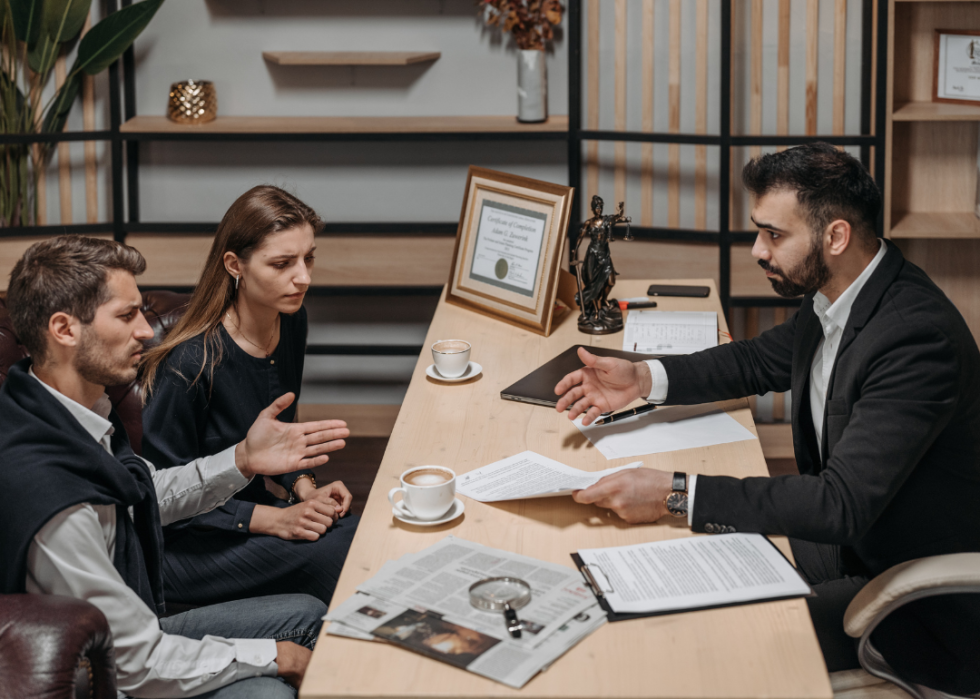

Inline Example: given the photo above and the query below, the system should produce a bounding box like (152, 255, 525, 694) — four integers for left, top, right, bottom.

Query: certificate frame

(933, 29, 980, 106)
(446, 166, 574, 336)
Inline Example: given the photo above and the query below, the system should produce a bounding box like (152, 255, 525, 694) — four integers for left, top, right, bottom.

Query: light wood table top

(302, 280, 832, 699)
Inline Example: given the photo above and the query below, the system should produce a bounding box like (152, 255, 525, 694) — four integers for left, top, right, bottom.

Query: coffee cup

(431, 339, 471, 378)
(388, 466, 456, 521)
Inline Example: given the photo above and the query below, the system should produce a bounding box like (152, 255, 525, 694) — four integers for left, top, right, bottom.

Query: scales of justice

(570, 195, 633, 335)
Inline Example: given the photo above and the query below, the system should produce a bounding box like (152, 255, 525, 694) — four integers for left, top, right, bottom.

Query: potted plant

(479, 0, 563, 123)
(1, 0, 164, 227)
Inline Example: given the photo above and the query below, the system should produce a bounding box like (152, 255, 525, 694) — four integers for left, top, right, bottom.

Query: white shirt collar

(812, 239, 887, 334)
(28, 366, 114, 445)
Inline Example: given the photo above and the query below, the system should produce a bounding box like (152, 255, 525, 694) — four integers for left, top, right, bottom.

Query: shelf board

(893, 101, 980, 121)
(263, 51, 441, 66)
(889, 212, 980, 239)
(120, 115, 569, 135)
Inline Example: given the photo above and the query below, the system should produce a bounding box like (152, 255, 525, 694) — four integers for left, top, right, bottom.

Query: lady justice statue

(571, 195, 632, 334)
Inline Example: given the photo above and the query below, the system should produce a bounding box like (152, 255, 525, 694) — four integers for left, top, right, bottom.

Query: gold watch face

(665, 492, 688, 517)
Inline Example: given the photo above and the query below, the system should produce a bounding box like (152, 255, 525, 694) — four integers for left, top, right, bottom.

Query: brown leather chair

(0, 290, 190, 699)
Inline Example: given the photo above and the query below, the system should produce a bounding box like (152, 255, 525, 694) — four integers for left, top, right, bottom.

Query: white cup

(388, 466, 456, 521)
(431, 339, 471, 378)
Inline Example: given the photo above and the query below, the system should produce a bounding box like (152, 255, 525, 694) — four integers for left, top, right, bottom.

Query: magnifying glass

(468, 576, 532, 639)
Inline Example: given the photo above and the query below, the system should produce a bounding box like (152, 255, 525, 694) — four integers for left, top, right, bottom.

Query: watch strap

(672, 472, 687, 493)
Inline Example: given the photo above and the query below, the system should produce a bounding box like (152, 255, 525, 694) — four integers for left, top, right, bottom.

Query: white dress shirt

(644, 239, 886, 525)
(24, 369, 278, 698)
(809, 240, 886, 458)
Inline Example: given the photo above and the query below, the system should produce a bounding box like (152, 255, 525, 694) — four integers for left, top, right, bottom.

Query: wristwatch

(664, 472, 688, 518)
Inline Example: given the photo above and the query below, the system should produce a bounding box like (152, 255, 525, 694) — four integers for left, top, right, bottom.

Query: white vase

(517, 49, 547, 123)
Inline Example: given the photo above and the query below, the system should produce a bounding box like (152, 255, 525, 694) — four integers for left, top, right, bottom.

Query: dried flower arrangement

(479, 0, 563, 51)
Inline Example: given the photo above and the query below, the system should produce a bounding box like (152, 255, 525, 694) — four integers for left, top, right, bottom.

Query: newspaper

(325, 537, 606, 688)
(456, 451, 643, 502)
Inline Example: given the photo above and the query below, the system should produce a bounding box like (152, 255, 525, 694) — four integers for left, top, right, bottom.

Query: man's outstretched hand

(554, 347, 653, 425)
(235, 393, 350, 479)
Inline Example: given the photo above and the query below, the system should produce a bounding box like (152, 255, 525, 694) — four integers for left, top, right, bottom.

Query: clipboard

(571, 536, 814, 623)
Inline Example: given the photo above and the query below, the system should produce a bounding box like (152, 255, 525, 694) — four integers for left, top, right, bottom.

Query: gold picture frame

(446, 166, 574, 336)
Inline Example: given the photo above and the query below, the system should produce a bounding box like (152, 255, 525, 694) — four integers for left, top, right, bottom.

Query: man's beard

(75, 326, 141, 387)
(758, 238, 831, 298)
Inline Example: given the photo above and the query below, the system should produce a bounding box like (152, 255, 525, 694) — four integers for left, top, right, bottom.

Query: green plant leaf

(75, 0, 162, 76)
(27, 30, 57, 73)
(43, 0, 91, 44)
(9, 0, 43, 46)
(40, 68, 79, 133)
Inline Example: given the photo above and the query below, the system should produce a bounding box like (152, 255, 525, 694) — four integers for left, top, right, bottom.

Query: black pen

(594, 403, 657, 425)
(618, 300, 658, 310)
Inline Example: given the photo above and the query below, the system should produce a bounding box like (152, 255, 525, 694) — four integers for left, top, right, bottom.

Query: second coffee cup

(389, 466, 456, 521)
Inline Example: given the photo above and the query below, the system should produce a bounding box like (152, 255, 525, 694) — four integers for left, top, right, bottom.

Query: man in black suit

(554, 143, 980, 692)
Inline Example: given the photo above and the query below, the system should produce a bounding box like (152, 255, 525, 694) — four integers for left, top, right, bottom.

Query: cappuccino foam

(405, 468, 452, 486)
(433, 340, 470, 354)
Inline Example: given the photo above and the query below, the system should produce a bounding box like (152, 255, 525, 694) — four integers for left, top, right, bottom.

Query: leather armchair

(0, 290, 190, 698)
(0, 594, 116, 699)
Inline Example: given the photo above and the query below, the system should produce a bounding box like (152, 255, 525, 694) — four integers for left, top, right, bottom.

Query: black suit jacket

(660, 241, 980, 577)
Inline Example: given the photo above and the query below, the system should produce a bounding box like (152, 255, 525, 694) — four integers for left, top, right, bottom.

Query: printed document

(623, 311, 718, 355)
(576, 533, 811, 615)
(574, 404, 756, 460)
(456, 451, 643, 502)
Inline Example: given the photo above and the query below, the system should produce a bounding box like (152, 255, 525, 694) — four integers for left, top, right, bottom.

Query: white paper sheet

(456, 451, 643, 502)
(623, 311, 718, 355)
(577, 533, 812, 615)
(574, 404, 756, 459)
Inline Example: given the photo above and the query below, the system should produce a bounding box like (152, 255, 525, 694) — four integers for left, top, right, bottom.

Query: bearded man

(553, 143, 980, 693)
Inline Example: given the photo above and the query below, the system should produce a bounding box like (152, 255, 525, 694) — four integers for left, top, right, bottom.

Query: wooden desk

(302, 280, 832, 699)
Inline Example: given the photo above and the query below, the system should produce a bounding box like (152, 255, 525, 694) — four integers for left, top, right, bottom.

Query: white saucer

(392, 498, 465, 527)
(426, 362, 482, 383)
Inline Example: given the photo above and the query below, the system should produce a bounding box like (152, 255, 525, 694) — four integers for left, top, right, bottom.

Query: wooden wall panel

(610, 240, 720, 286)
(129, 234, 457, 287)
(891, 122, 978, 216)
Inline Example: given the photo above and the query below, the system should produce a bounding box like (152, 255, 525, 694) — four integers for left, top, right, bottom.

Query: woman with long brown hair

(141, 185, 359, 605)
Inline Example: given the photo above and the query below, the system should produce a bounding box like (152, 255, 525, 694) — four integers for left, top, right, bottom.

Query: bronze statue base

(577, 302, 624, 335)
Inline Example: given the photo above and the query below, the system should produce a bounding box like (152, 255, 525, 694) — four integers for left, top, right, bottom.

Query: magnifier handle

(504, 604, 522, 639)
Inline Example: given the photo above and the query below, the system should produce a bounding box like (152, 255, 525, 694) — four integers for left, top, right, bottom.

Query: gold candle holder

(167, 80, 217, 124)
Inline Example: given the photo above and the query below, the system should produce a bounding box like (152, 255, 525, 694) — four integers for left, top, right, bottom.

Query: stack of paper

(456, 451, 642, 502)
(623, 310, 718, 354)
(325, 536, 605, 688)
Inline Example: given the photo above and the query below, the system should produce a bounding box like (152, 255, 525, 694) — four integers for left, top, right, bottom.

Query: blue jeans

(155, 593, 326, 699)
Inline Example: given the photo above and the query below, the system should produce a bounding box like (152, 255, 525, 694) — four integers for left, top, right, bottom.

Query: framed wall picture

(446, 167, 574, 336)
(934, 29, 980, 105)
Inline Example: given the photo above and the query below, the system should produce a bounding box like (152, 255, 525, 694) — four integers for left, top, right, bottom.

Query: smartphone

(646, 284, 711, 298)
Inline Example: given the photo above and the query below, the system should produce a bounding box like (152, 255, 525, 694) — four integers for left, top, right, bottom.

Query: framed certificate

(934, 30, 980, 105)
(446, 166, 574, 336)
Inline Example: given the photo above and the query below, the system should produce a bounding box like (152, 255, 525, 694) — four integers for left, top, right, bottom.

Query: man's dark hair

(7, 236, 146, 363)
(742, 142, 881, 250)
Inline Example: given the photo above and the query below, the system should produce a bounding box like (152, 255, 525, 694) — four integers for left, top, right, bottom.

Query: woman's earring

(235, 274, 239, 290)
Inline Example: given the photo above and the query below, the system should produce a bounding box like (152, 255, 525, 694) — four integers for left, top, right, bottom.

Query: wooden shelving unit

(262, 51, 441, 66)
(120, 115, 568, 135)
(885, 0, 980, 238)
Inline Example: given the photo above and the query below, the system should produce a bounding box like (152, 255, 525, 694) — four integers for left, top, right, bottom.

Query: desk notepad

(623, 311, 718, 355)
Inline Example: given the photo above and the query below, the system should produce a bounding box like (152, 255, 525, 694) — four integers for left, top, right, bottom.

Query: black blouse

(141, 307, 310, 534)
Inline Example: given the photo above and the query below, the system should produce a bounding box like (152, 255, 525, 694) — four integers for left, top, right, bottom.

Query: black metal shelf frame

(5, 0, 887, 355)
